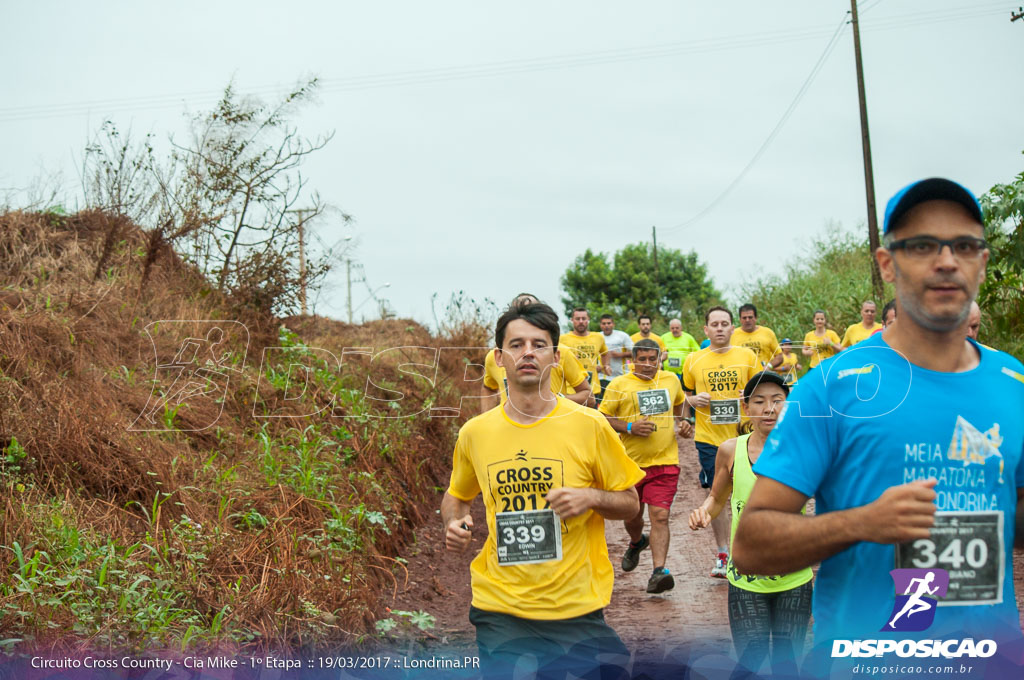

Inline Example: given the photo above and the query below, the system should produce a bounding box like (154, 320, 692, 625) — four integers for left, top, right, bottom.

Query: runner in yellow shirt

(682, 306, 759, 578)
(559, 307, 609, 402)
(840, 300, 883, 347)
(730, 304, 784, 371)
(480, 294, 592, 412)
(481, 345, 591, 410)
(802, 309, 842, 368)
(443, 300, 642, 677)
(776, 339, 800, 385)
(599, 339, 692, 593)
(630, 314, 667, 359)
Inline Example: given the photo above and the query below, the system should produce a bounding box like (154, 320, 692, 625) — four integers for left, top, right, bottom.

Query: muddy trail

(387, 437, 1024, 670)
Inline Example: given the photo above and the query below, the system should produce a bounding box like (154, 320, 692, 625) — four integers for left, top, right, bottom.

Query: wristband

(626, 422, 632, 434)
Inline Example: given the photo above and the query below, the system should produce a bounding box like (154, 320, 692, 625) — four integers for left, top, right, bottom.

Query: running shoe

(621, 534, 649, 572)
(646, 567, 675, 594)
(710, 552, 728, 579)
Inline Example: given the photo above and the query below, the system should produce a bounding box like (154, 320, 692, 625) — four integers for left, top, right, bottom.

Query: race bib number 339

(495, 509, 562, 566)
(895, 511, 1004, 606)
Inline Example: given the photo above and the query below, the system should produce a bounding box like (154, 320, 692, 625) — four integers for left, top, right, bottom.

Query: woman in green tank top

(688, 371, 813, 676)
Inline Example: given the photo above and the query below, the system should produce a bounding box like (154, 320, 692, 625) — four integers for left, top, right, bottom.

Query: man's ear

(876, 246, 896, 283)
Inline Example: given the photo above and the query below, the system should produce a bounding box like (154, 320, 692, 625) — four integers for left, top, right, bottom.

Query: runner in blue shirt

(733, 178, 1024, 663)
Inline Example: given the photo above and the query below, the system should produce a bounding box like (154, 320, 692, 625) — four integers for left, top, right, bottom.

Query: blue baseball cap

(882, 178, 983, 235)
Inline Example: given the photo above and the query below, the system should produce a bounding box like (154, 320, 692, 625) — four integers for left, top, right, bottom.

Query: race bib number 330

(895, 511, 1004, 606)
(495, 509, 562, 566)
(710, 398, 740, 425)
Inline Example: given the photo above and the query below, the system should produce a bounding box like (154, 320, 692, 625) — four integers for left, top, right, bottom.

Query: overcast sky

(2, 1, 1022, 332)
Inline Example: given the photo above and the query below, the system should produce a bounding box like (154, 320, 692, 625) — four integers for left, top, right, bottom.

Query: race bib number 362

(495, 509, 562, 566)
(637, 388, 671, 416)
(895, 511, 1004, 606)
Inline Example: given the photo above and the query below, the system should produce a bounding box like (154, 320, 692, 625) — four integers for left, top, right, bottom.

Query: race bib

(710, 398, 740, 425)
(895, 511, 1004, 605)
(495, 509, 562, 566)
(667, 357, 682, 368)
(637, 388, 671, 416)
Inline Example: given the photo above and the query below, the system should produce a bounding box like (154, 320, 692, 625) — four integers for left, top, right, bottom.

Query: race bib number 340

(895, 511, 1004, 606)
(495, 509, 562, 566)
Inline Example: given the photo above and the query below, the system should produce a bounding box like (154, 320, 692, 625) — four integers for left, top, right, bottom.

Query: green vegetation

(737, 224, 892, 344)
(561, 242, 721, 332)
(979, 158, 1024, 359)
(0, 209, 473, 653)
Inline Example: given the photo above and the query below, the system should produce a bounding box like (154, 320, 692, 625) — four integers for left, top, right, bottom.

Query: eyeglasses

(886, 235, 988, 260)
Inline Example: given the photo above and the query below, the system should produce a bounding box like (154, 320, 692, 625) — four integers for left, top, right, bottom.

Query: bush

(737, 223, 893, 342)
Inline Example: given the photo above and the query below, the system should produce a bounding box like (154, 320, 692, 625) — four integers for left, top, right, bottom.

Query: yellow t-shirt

(630, 332, 666, 353)
(447, 398, 644, 620)
(559, 332, 609, 395)
(682, 346, 758, 447)
(841, 322, 883, 348)
(483, 348, 587, 402)
(777, 352, 799, 384)
(599, 370, 685, 467)
(730, 326, 781, 369)
(802, 329, 841, 368)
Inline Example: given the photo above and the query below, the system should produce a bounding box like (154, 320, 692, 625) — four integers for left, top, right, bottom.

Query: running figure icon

(888, 571, 940, 629)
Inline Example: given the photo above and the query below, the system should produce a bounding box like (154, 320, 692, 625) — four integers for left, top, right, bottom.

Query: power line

(0, 3, 1007, 125)
(661, 14, 849, 235)
(658, 2, 1007, 235)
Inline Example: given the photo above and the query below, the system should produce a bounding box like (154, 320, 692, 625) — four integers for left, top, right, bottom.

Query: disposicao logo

(831, 568, 997, 659)
(884, 568, 948, 632)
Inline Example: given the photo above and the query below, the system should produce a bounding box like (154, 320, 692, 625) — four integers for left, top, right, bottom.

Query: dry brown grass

(0, 209, 481, 652)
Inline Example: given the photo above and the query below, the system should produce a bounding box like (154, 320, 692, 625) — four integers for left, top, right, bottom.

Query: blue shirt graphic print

(753, 333, 1024, 644)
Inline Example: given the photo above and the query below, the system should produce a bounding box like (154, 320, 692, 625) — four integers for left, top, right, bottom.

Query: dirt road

(389, 437, 1024, 673)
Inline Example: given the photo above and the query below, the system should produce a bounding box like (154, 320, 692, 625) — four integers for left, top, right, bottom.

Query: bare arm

(441, 492, 475, 552)
(689, 439, 734, 529)
(546, 486, 639, 521)
(769, 353, 784, 369)
(565, 378, 592, 406)
(673, 402, 692, 438)
(733, 477, 939, 575)
(603, 413, 655, 437)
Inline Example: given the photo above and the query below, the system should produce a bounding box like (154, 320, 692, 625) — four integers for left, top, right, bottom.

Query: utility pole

(286, 208, 311, 315)
(850, 0, 884, 301)
(651, 226, 660, 288)
(1012, 7, 1023, 22)
(346, 259, 353, 324)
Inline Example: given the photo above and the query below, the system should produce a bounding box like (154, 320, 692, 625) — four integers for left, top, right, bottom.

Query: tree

(979, 160, 1024, 358)
(175, 80, 334, 303)
(560, 243, 720, 328)
(81, 79, 342, 315)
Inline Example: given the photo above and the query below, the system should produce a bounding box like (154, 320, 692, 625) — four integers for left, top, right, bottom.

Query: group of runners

(441, 177, 1024, 679)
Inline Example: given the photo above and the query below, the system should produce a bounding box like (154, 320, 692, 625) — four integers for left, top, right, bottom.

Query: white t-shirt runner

(602, 329, 634, 378)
